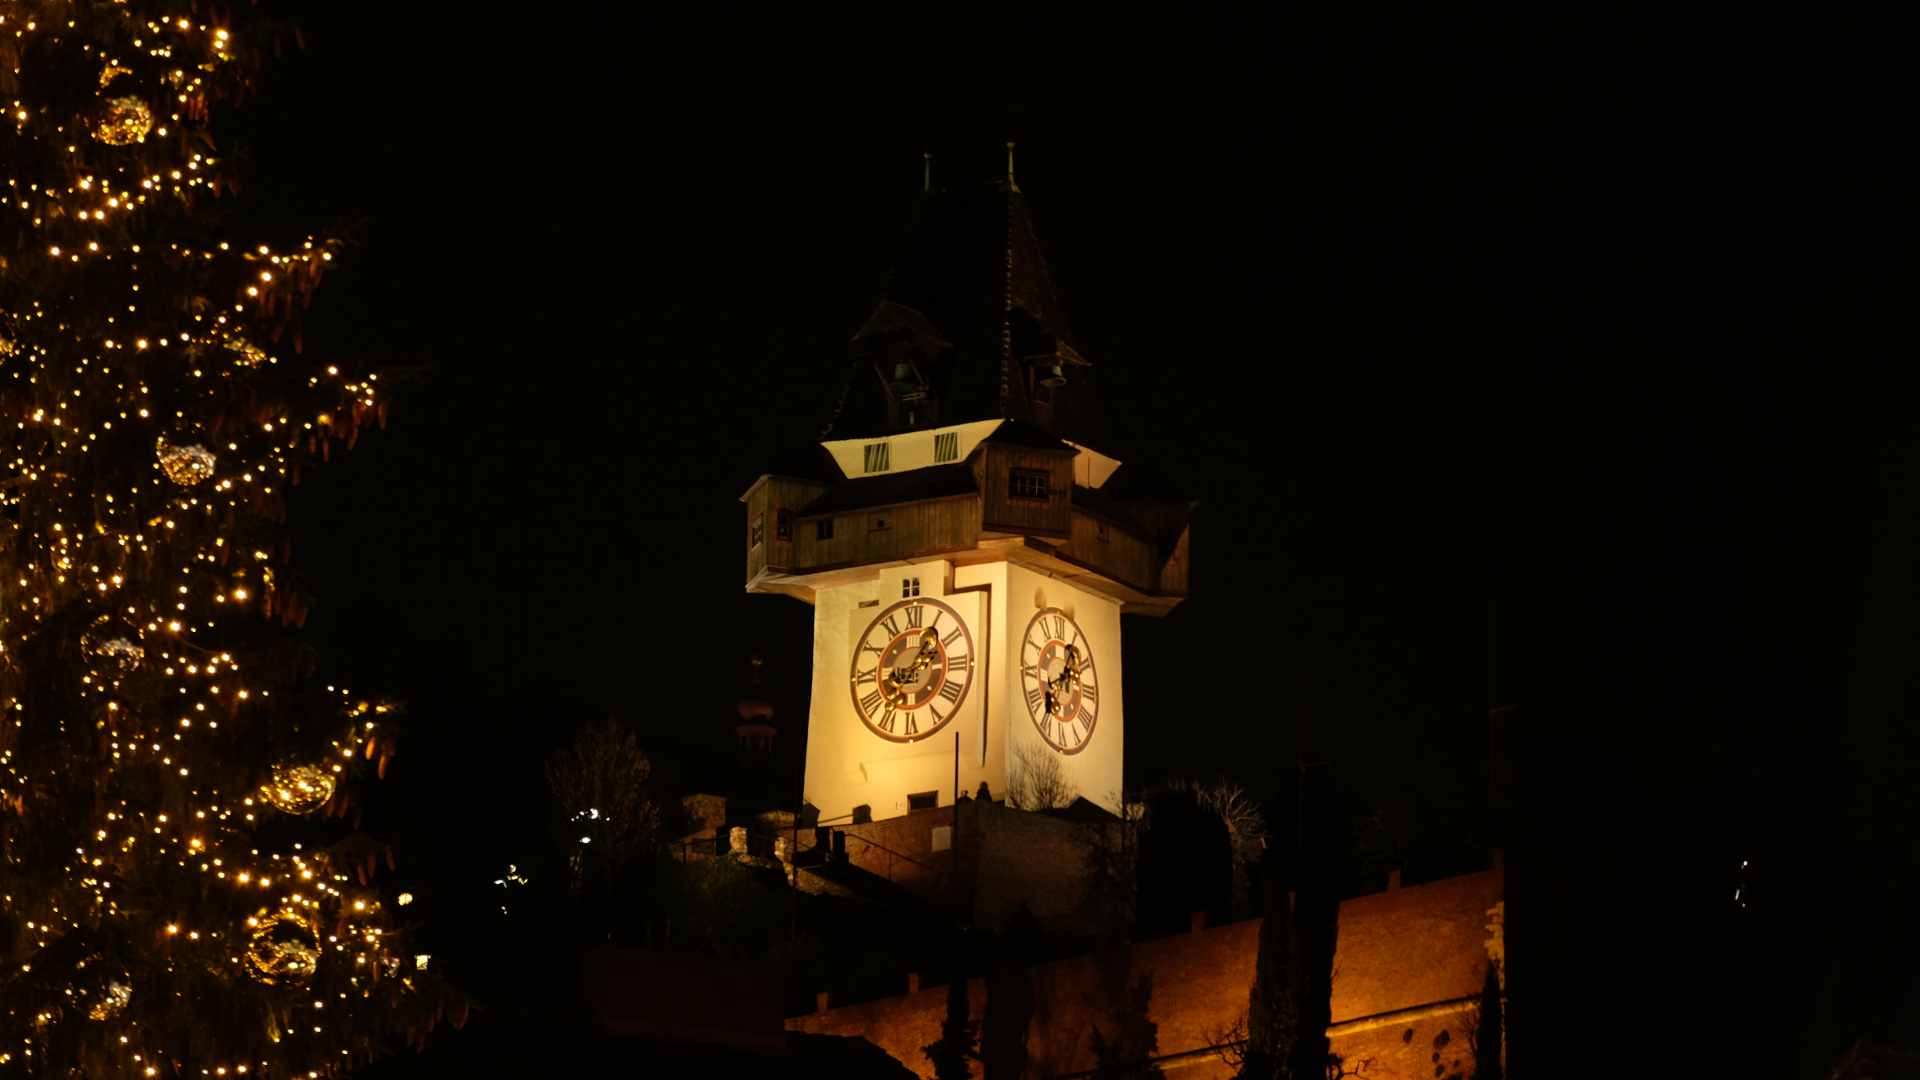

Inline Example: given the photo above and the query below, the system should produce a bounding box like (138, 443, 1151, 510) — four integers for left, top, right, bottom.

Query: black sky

(206, 8, 1909, 1072)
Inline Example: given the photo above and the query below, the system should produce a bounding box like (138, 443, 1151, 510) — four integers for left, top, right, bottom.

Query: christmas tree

(0, 4, 463, 1074)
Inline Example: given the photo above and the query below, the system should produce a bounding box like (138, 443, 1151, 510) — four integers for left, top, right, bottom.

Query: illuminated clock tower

(740, 162, 1192, 827)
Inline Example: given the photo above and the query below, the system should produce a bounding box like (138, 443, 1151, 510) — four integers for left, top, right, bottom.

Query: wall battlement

(788, 865, 1505, 1079)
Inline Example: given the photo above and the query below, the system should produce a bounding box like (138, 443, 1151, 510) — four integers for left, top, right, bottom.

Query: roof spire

(1005, 141, 1020, 193)
(924, 152, 932, 193)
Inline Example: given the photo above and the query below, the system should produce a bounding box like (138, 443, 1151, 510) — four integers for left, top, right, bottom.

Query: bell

(1037, 363, 1068, 388)
(889, 361, 922, 395)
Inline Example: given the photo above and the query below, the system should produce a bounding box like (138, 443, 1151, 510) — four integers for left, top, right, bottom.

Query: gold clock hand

(883, 630, 943, 707)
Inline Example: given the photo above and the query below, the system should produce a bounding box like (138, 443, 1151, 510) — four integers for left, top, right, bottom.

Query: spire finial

(1006, 141, 1020, 193)
(924, 152, 932, 193)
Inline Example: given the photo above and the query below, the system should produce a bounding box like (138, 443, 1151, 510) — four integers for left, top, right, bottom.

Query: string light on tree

(0, 3, 467, 1072)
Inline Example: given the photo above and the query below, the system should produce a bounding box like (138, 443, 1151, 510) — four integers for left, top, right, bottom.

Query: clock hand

(883, 630, 944, 706)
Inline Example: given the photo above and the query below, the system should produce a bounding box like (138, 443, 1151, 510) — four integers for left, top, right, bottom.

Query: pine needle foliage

(0, 3, 462, 1073)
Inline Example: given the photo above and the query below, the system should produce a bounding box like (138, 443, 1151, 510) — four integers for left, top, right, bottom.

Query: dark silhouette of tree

(546, 719, 660, 934)
(1166, 777, 1270, 919)
(922, 969, 977, 1080)
(1289, 765, 1342, 1080)
(1136, 789, 1232, 938)
(1240, 764, 1341, 1080)
(1078, 792, 1142, 938)
(981, 903, 1040, 1079)
(1240, 857, 1299, 1078)
(1088, 947, 1165, 1079)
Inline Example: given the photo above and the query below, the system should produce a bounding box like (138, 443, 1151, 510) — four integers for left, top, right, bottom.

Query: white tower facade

(741, 178, 1190, 829)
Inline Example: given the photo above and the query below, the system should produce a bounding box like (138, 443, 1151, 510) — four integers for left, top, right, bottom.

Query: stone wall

(971, 802, 1113, 933)
(788, 866, 1504, 1079)
(823, 802, 971, 906)
(812, 799, 1116, 934)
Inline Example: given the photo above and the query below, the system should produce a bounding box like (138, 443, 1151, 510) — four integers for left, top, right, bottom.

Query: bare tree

(1007, 740, 1078, 810)
(1327, 1052, 1375, 1078)
(546, 719, 660, 925)
(1201, 1009, 1248, 1073)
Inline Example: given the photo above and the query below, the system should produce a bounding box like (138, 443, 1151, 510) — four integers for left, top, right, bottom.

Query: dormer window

(863, 442, 891, 473)
(934, 432, 959, 463)
(1009, 469, 1049, 501)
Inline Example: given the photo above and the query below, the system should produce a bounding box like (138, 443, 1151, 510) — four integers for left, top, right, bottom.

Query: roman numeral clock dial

(849, 599, 975, 743)
(1021, 608, 1100, 753)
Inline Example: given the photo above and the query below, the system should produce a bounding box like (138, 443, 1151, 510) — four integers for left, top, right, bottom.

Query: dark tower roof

(823, 179, 1109, 451)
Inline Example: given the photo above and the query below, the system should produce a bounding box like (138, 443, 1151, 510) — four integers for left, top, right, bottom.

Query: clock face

(848, 598, 975, 743)
(1020, 608, 1099, 754)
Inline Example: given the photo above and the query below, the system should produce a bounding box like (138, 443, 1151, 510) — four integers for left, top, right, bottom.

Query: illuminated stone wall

(802, 798, 1123, 936)
(788, 866, 1504, 1079)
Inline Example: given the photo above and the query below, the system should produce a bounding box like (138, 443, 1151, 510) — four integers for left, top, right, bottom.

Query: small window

(1096, 521, 1110, 542)
(749, 512, 765, 550)
(907, 791, 939, 811)
(863, 442, 891, 473)
(933, 431, 959, 463)
(1009, 468, 1049, 501)
(871, 517, 891, 532)
(816, 518, 835, 541)
(775, 509, 793, 542)
(902, 577, 920, 598)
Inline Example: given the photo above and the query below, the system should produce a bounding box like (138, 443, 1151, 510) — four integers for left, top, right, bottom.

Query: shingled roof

(824, 179, 1110, 451)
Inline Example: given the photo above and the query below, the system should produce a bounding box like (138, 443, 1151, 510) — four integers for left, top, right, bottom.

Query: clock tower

(741, 163, 1192, 828)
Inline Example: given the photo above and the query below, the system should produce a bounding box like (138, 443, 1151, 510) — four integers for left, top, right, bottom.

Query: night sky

(207, 8, 1908, 1073)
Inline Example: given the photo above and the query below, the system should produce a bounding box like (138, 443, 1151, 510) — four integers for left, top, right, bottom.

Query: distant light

(397, 893, 413, 906)
(415, 955, 430, 971)
(589, 808, 600, 819)
(579, 836, 591, 844)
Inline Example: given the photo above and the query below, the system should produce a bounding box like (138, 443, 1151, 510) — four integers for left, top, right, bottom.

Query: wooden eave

(792, 489, 978, 523)
(748, 533, 1187, 616)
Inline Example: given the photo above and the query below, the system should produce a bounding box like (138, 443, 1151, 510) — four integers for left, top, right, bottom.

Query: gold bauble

(261, 763, 335, 814)
(87, 977, 132, 1021)
(81, 616, 144, 676)
(225, 335, 269, 368)
(156, 434, 216, 485)
(247, 907, 320, 985)
(95, 96, 154, 146)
